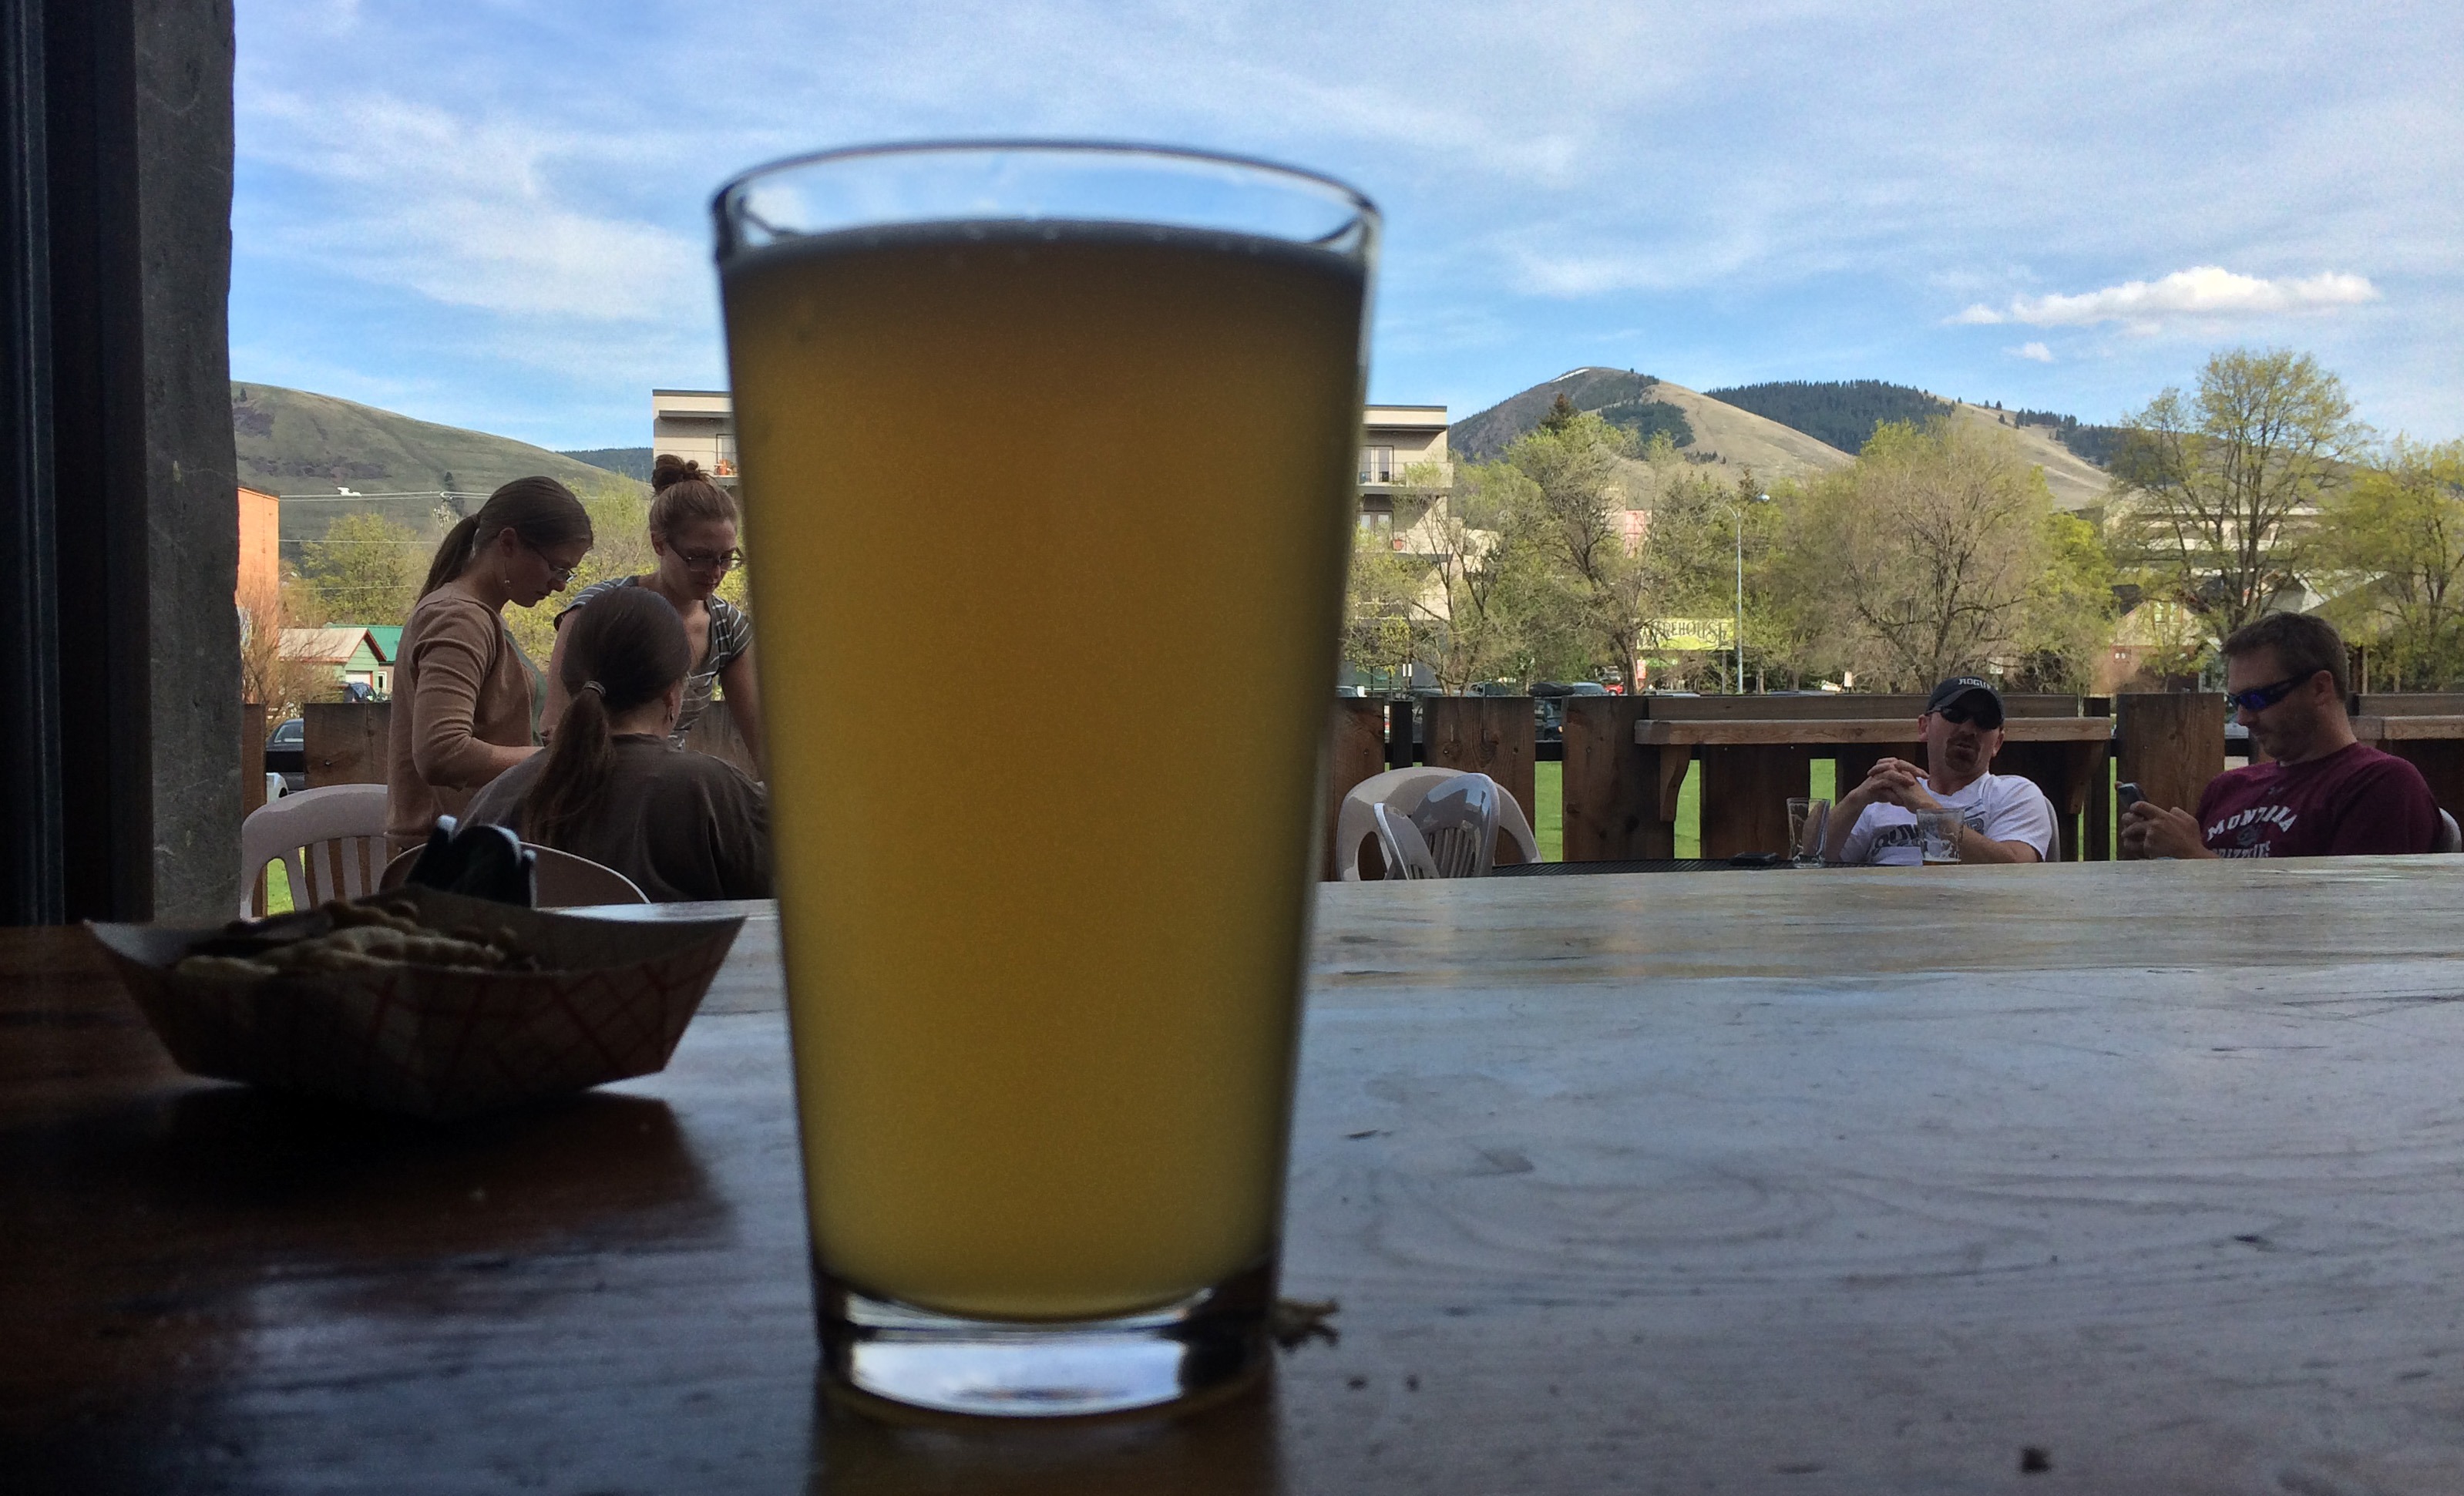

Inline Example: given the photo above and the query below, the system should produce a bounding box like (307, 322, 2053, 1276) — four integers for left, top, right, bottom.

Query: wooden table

(14, 862, 2464, 1492)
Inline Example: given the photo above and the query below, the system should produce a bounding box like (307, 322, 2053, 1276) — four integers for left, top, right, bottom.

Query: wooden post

(241, 703, 267, 913)
(304, 701, 392, 788)
(1385, 697, 1415, 769)
(2116, 693, 2225, 832)
(1323, 698, 1390, 880)
(1561, 696, 1668, 859)
(240, 703, 267, 816)
(1424, 697, 1537, 842)
(1697, 745, 1811, 859)
(2385, 741, 2464, 822)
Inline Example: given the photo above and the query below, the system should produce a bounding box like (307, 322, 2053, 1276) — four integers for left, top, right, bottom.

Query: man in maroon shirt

(2123, 611, 2439, 859)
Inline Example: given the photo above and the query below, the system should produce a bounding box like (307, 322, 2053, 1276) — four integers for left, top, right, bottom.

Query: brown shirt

(461, 736, 771, 903)
(387, 590, 538, 848)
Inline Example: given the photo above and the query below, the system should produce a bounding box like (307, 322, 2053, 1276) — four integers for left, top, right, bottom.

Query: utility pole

(1731, 492, 1769, 694)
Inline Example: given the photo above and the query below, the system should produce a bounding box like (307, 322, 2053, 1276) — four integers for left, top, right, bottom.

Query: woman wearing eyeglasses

(543, 456, 764, 775)
(386, 476, 595, 852)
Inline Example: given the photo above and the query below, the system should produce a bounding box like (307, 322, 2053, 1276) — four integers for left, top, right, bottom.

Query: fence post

(1323, 698, 1389, 879)
(1697, 745, 1811, 859)
(2115, 693, 2224, 835)
(1561, 696, 1669, 860)
(1424, 697, 1536, 845)
(240, 703, 267, 815)
(304, 701, 392, 788)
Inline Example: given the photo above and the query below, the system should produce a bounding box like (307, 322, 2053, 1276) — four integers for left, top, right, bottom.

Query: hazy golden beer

(721, 189, 1366, 1353)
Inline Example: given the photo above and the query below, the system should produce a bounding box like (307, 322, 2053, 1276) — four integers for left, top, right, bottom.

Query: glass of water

(1787, 797, 1828, 866)
(1917, 809, 1963, 865)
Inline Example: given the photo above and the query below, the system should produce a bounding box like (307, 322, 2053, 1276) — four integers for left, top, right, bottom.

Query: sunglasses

(2224, 675, 2311, 713)
(1933, 704, 2002, 730)
(674, 545, 743, 573)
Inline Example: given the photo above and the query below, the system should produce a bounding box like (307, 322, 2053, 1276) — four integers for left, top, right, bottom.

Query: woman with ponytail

(543, 455, 763, 773)
(384, 476, 594, 850)
(462, 587, 771, 902)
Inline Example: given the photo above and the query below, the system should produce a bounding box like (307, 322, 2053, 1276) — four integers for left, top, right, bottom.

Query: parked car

(1531, 681, 1612, 741)
(265, 717, 307, 794)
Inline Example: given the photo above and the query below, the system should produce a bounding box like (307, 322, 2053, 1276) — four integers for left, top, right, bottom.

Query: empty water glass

(1917, 808, 1963, 865)
(1787, 797, 1830, 866)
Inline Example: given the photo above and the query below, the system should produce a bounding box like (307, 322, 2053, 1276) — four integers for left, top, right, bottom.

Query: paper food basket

(89, 886, 745, 1120)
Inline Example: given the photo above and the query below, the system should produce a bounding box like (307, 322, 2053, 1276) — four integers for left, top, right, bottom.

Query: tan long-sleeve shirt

(387, 590, 539, 849)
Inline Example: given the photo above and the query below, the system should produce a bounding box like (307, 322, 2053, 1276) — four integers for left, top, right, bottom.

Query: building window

(1359, 445, 1394, 483)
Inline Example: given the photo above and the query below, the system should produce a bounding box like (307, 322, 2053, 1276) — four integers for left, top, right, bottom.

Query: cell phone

(2115, 781, 2143, 809)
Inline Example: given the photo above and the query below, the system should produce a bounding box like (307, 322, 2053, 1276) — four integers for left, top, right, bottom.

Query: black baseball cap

(1924, 676, 2004, 728)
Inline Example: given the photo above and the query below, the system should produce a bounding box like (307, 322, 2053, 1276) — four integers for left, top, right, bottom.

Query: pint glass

(712, 143, 1377, 1417)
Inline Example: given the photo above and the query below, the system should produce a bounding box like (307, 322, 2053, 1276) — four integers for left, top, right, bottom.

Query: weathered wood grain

(302, 701, 391, 788)
(1422, 696, 1537, 835)
(1560, 696, 1666, 862)
(2116, 691, 2226, 821)
(15, 862, 2464, 1492)
(1638, 717, 2109, 745)
(1322, 698, 1390, 880)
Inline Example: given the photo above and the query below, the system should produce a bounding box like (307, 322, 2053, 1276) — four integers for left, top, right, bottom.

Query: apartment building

(1358, 405, 1451, 543)
(648, 390, 1448, 525)
(650, 390, 739, 486)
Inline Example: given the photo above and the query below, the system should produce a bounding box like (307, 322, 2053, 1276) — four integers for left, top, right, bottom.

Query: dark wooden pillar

(2116, 693, 2225, 832)
(1323, 696, 1387, 880)
(1561, 695, 1668, 860)
(1697, 745, 1811, 859)
(1423, 696, 1536, 837)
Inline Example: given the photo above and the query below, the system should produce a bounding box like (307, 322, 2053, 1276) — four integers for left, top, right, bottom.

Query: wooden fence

(253, 694, 2464, 883)
(1323, 691, 2464, 875)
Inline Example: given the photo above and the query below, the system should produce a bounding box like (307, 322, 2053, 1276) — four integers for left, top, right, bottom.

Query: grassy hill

(557, 446, 653, 481)
(1944, 402, 2113, 511)
(1450, 369, 1857, 489)
(1702, 379, 1953, 456)
(232, 384, 645, 544)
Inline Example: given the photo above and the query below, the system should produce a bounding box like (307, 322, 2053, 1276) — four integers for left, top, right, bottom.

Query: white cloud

(2011, 341, 2054, 362)
(1961, 266, 2380, 331)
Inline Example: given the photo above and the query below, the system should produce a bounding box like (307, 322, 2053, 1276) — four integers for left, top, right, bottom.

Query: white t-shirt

(1837, 771, 2057, 866)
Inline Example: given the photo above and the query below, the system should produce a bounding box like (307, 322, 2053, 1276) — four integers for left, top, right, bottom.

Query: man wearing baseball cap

(1821, 675, 2058, 865)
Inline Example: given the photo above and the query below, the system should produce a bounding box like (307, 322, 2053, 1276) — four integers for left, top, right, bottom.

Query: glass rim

(710, 137, 1378, 239)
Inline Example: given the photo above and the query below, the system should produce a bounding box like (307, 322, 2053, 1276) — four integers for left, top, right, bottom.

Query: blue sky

(231, 1, 2462, 452)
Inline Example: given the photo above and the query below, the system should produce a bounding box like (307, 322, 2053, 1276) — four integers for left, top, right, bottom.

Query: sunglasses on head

(2224, 674, 2312, 713)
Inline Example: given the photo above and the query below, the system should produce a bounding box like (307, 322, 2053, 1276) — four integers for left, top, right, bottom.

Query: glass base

(815, 1257, 1274, 1420)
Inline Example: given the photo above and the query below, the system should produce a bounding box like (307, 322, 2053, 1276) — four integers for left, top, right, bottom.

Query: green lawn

(256, 860, 294, 915)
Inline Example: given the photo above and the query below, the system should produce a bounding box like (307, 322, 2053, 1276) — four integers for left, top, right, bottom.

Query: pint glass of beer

(711, 143, 1377, 1417)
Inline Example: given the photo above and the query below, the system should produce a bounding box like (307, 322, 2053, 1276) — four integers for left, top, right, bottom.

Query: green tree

(2106, 347, 2363, 634)
(294, 513, 423, 626)
(2311, 439, 2464, 688)
(1774, 417, 2061, 690)
(2005, 510, 2119, 691)
(1341, 540, 1427, 691)
(1495, 411, 1662, 691)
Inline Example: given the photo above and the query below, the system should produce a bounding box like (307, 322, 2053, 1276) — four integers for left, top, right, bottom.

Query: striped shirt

(556, 577, 752, 745)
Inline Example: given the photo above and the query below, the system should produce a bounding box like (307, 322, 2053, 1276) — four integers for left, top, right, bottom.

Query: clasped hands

(1848, 757, 1945, 815)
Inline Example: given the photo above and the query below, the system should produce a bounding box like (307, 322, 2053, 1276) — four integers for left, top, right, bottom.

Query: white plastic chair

(238, 782, 389, 916)
(377, 840, 650, 907)
(1368, 802, 1441, 879)
(1336, 768, 1541, 880)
